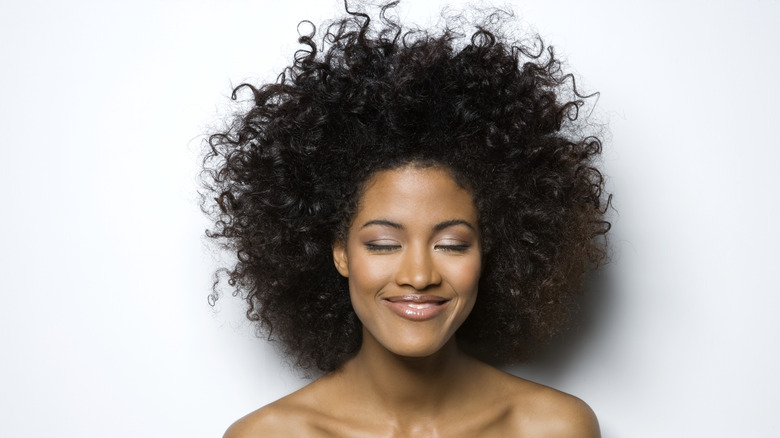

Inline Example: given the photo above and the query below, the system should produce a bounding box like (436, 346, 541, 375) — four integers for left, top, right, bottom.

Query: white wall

(1, 1, 778, 436)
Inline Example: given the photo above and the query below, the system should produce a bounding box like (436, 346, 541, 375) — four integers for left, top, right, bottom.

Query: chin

(378, 331, 456, 359)
(390, 345, 445, 359)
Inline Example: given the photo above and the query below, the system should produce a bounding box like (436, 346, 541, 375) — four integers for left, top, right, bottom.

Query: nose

(395, 243, 442, 290)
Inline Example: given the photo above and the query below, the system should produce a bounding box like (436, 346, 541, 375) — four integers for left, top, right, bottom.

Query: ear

(332, 241, 349, 277)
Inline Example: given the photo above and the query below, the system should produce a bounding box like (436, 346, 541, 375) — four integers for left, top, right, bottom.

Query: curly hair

(202, 2, 610, 373)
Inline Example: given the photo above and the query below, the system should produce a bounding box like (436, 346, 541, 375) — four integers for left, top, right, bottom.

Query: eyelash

(364, 243, 402, 252)
(435, 244, 470, 253)
(364, 243, 471, 253)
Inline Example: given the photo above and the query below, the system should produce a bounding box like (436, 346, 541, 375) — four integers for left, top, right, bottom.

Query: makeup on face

(333, 165, 482, 358)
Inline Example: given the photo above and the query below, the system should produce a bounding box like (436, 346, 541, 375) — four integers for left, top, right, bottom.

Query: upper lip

(384, 294, 449, 304)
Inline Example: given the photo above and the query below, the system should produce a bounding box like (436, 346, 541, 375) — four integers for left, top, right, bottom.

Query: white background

(1, 1, 779, 437)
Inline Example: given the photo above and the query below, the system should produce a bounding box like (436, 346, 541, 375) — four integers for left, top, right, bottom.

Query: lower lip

(383, 300, 449, 321)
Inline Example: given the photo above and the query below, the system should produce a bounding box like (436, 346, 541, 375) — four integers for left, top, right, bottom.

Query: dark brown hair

(202, 2, 610, 372)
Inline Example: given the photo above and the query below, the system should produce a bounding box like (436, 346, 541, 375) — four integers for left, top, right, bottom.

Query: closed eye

(364, 243, 402, 252)
(434, 244, 471, 253)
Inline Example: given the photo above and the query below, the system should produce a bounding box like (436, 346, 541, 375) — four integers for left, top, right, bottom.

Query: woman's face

(332, 165, 481, 358)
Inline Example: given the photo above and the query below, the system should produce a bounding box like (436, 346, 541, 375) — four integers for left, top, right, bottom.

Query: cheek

(443, 256, 481, 297)
(347, 253, 391, 297)
(347, 257, 392, 329)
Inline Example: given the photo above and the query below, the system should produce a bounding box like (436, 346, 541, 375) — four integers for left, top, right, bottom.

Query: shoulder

(522, 388, 600, 437)
(222, 375, 345, 438)
(223, 401, 309, 438)
(493, 371, 601, 437)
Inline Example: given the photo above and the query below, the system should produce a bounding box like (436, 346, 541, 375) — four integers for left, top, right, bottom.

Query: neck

(342, 328, 475, 420)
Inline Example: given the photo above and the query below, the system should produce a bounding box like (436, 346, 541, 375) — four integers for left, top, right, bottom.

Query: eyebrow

(359, 219, 476, 232)
(360, 219, 403, 230)
(432, 219, 475, 232)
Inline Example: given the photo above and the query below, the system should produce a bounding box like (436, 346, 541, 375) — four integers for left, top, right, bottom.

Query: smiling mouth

(383, 295, 450, 321)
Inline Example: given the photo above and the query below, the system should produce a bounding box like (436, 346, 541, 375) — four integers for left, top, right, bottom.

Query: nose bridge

(396, 241, 441, 289)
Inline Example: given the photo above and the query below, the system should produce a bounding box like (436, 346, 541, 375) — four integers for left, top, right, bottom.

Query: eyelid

(436, 234, 473, 245)
(434, 237, 472, 251)
(363, 239, 402, 252)
(434, 243, 471, 251)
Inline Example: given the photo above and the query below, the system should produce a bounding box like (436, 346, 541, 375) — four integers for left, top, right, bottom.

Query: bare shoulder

(520, 386, 600, 438)
(492, 370, 601, 437)
(223, 398, 310, 438)
(223, 379, 332, 438)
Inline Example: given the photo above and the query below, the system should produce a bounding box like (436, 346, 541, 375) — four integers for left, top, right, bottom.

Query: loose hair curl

(202, 2, 610, 373)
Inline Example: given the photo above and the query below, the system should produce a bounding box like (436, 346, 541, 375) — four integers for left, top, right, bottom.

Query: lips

(382, 294, 450, 321)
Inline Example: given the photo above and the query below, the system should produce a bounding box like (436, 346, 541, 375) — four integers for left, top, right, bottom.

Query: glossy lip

(382, 294, 451, 322)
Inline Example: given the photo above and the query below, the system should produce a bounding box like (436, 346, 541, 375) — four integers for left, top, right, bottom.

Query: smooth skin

(225, 165, 600, 437)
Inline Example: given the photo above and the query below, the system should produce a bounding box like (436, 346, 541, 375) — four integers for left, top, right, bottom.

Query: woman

(202, 2, 610, 436)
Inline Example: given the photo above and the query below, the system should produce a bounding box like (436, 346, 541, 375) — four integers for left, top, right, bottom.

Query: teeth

(404, 302, 439, 310)
(405, 302, 435, 309)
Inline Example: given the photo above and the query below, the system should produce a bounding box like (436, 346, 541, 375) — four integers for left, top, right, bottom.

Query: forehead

(353, 165, 478, 225)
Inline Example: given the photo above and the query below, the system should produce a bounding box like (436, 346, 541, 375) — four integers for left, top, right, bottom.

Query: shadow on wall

(504, 262, 619, 384)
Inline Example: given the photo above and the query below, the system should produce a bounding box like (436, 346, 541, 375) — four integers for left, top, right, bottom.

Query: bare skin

(225, 339, 599, 437)
(224, 166, 600, 437)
